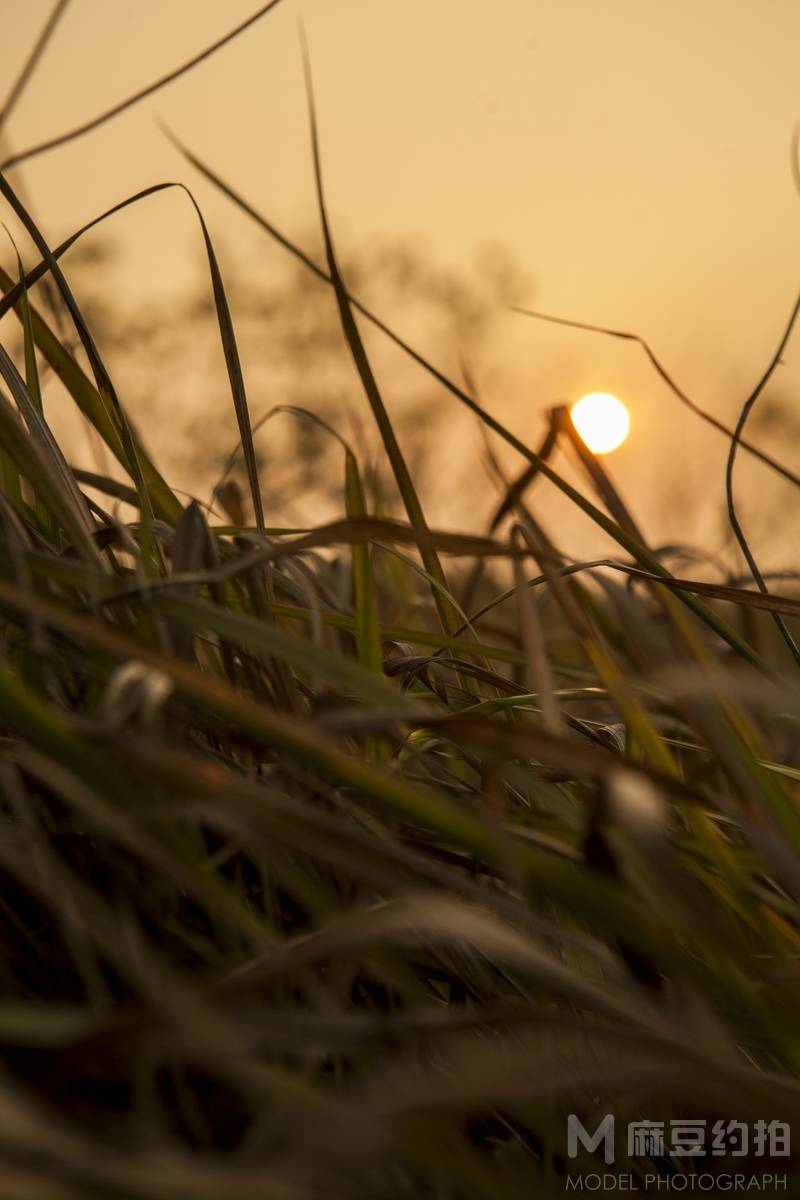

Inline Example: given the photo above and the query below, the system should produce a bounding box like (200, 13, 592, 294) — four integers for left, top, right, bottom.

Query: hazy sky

(3, 0, 800, 555)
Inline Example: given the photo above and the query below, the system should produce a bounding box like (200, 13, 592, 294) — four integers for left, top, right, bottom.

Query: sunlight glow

(570, 392, 630, 454)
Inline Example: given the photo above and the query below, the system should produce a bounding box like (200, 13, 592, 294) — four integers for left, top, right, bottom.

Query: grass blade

(0, 0, 71, 133)
(0, 262, 181, 524)
(299, 41, 459, 638)
(0, 0, 288, 171)
(167, 136, 769, 665)
(345, 450, 382, 674)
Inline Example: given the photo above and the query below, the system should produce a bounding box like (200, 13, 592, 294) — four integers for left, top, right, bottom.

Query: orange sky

(3, 0, 800, 559)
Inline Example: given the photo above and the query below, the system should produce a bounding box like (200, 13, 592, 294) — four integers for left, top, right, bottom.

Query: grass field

(2, 5, 800, 1197)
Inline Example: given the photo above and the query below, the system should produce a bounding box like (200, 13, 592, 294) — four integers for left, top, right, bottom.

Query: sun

(569, 392, 630, 454)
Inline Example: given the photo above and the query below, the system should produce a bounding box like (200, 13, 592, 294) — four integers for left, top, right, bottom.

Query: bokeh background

(3, 0, 800, 566)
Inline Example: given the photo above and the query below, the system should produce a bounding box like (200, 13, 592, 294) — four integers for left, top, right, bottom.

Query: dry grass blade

(356, 1025, 800, 1126)
(0, 0, 288, 171)
(432, 714, 701, 805)
(70, 467, 139, 508)
(0, 386, 99, 562)
(165, 137, 775, 667)
(100, 516, 524, 604)
(0, 170, 158, 559)
(487, 414, 560, 532)
(0, 262, 181, 524)
(345, 450, 382, 674)
(724, 288, 800, 666)
(0, 182, 175, 321)
(299, 38, 458, 638)
(558, 404, 646, 542)
(220, 893, 655, 1027)
(1, 179, 269, 537)
(183, 193, 264, 534)
(0, 346, 92, 538)
(511, 526, 564, 735)
(512, 304, 800, 489)
(467, 558, 800, 635)
(16, 252, 44, 416)
(0, 0, 71, 133)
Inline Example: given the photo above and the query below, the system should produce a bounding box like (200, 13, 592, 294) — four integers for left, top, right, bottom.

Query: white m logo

(567, 1113, 615, 1164)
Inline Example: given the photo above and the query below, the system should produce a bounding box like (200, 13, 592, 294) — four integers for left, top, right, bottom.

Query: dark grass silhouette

(1, 5, 800, 1196)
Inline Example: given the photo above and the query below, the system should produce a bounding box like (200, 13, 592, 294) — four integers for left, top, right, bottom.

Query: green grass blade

(184, 193, 264, 535)
(345, 450, 382, 674)
(13, 251, 43, 415)
(0, 170, 163, 572)
(299, 45, 459, 638)
(0, 262, 181, 525)
(0, 386, 100, 563)
(168, 141, 767, 667)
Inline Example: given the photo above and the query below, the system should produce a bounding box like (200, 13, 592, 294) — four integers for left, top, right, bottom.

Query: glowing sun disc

(570, 392, 630, 454)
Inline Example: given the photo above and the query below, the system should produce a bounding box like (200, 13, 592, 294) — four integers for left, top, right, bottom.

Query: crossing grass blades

(2, 11, 800, 1198)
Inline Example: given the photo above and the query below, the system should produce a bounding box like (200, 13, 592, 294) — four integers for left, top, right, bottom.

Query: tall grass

(2, 8, 800, 1198)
